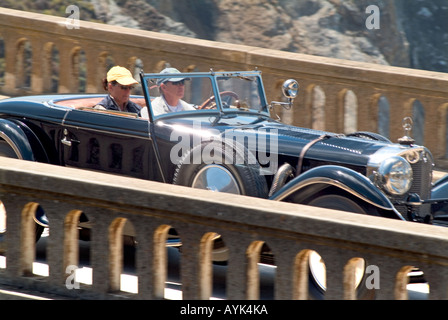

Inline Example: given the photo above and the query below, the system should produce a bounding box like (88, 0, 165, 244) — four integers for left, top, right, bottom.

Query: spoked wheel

(0, 139, 44, 241)
(0, 140, 18, 247)
(173, 140, 268, 198)
(305, 190, 381, 216)
(307, 194, 369, 214)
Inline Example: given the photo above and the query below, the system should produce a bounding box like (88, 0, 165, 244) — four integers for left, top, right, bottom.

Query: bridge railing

(0, 8, 448, 164)
(1, 156, 448, 300)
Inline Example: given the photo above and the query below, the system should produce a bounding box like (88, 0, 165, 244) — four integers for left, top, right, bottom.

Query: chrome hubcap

(191, 165, 241, 194)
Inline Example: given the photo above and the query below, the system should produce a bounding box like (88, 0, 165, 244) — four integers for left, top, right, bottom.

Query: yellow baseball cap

(106, 66, 139, 86)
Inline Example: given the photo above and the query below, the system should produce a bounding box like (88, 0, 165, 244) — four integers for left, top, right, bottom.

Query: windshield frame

(140, 70, 270, 122)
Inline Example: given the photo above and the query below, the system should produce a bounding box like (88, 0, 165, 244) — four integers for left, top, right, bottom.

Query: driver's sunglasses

(118, 85, 134, 90)
(112, 81, 134, 90)
(169, 80, 185, 86)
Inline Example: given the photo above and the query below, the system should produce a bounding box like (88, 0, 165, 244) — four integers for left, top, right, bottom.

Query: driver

(151, 67, 196, 116)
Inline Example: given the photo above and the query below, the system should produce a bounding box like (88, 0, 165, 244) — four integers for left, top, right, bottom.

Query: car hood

(234, 121, 392, 168)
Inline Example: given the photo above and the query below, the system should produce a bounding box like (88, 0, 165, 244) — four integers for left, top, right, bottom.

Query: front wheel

(0, 139, 20, 158)
(302, 187, 382, 216)
(307, 194, 371, 215)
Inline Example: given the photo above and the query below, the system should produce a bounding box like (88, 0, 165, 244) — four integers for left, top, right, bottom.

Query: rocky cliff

(1, 0, 447, 73)
(119, 0, 448, 73)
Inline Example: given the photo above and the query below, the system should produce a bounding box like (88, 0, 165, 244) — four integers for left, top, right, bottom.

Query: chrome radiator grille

(409, 158, 433, 200)
(394, 148, 433, 217)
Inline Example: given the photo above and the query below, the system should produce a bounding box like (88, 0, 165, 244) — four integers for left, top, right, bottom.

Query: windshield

(216, 75, 266, 113)
(142, 71, 268, 119)
(144, 74, 214, 118)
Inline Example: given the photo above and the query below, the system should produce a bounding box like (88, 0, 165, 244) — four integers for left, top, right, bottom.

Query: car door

(60, 108, 163, 182)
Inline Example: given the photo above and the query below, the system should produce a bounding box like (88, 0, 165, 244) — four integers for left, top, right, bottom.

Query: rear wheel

(0, 138, 44, 241)
(0, 140, 17, 247)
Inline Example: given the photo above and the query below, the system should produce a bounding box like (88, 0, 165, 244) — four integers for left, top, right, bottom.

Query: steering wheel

(198, 91, 239, 110)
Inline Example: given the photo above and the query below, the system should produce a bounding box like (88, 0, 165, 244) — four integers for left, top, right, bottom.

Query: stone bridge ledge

(1, 157, 448, 299)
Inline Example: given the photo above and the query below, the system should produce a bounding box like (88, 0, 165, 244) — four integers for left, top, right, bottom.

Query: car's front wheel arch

(299, 185, 382, 216)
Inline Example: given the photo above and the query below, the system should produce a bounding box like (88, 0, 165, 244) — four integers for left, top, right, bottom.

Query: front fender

(270, 165, 404, 220)
(430, 176, 448, 220)
(0, 119, 35, 161)
(432, 174, 448, 196)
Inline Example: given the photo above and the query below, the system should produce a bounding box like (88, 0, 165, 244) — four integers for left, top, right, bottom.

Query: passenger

(96, 66, 142, 116)
(151, 67, 196, 116)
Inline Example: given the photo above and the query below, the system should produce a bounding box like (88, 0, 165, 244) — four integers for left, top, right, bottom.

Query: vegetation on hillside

(0, 0, 98, 21)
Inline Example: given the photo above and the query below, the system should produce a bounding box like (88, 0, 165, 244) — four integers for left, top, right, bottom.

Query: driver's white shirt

(151, 96, 196, 116)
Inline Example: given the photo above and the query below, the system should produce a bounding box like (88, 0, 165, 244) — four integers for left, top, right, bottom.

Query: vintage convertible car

(0, 69, 447, 298)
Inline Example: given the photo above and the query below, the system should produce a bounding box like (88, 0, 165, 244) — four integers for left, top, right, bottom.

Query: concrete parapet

(0, 156, 448, 299)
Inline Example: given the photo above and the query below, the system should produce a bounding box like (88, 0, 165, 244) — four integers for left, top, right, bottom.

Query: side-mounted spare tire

(173, 139, 268, 198)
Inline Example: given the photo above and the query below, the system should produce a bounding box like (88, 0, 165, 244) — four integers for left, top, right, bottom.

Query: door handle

(61, 128, 79, 147)
(61, 136, 72, 147)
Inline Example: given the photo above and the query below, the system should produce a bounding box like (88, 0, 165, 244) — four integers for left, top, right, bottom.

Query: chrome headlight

(377, 156, 413, 196)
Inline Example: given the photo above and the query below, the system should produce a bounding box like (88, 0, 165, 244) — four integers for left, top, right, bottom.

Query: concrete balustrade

(0, 8, 448, 165)
(1, 156, 448, 300)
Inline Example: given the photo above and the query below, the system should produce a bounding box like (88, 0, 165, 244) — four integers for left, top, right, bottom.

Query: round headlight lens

(378, 156, 413, 196)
